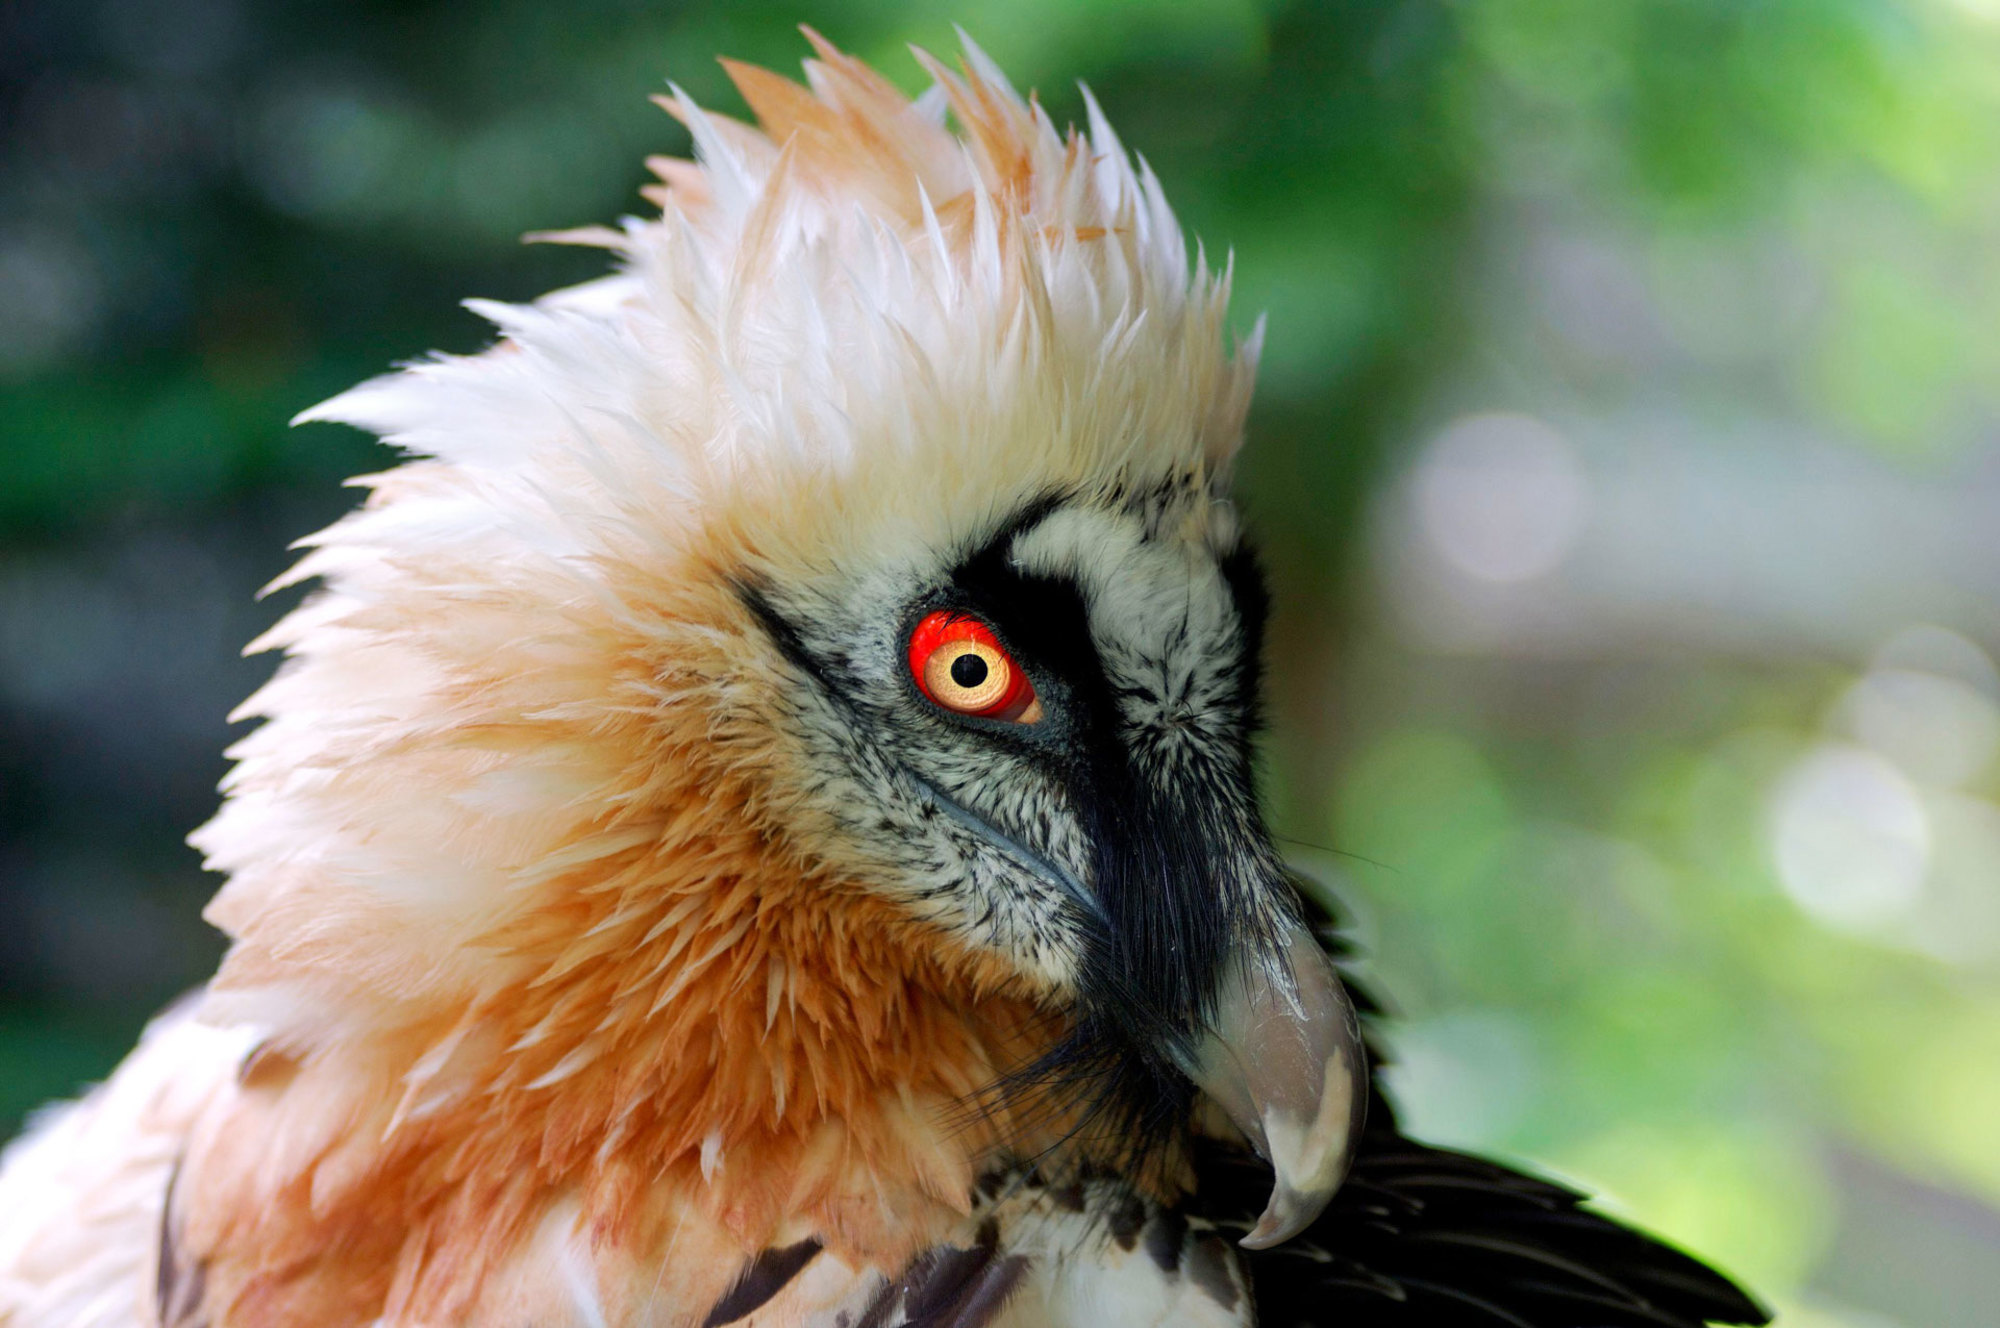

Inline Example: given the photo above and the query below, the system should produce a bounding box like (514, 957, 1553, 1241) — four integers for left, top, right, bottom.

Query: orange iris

(908, 611, 1041, 723)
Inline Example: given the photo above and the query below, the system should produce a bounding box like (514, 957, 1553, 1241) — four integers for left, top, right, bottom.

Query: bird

(0, 30, 1770, 1328)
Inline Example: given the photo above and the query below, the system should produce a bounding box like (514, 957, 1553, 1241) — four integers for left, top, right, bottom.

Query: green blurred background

(5, 0, 2000, 1322)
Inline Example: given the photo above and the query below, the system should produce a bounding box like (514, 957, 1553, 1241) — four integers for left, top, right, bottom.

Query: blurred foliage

(7, 1, 2000, 1324)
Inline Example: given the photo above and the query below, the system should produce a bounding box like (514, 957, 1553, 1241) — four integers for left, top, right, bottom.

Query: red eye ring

(908, 611, 1042, 723)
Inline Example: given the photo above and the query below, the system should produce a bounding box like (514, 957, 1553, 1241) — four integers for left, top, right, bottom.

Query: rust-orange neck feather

(186, 694, 1064, 1324)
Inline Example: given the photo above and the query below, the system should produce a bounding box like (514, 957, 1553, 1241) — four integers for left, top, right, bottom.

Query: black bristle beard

(976, 770, 1264, 1184)
(988, 1004, 1201, 1182)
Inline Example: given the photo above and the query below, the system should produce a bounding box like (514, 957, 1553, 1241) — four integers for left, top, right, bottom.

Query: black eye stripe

(941, 537, 1108, 755)
(740, 501, 1266, 747)
(946, 507, 1267, 737)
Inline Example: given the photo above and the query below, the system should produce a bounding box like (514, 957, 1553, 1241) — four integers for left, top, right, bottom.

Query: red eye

(908, 611, 1043, 723)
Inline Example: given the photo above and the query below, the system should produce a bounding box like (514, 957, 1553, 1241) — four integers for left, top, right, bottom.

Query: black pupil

(949, 652, 989, 689)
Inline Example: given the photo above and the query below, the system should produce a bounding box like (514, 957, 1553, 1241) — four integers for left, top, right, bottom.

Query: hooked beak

(1172, 918, 1368, 1249)
(909, 744, 1365, 1247)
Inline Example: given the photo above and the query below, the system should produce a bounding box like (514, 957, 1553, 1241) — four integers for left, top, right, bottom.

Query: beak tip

(1237, 1181, 1333, 1250)
(1179, 918, 1369, 1253)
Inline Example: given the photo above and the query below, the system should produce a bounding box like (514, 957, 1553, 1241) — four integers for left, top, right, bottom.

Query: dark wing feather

(1191, 1134, 1768, 1328)
(1206, 886, 1771, 1328)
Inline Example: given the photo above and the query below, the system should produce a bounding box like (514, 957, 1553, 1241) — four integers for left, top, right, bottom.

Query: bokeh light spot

(1414, 412, 1588, 585)
(1771, 745, 1929, 932)
(1845, 667, 2000, 789)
